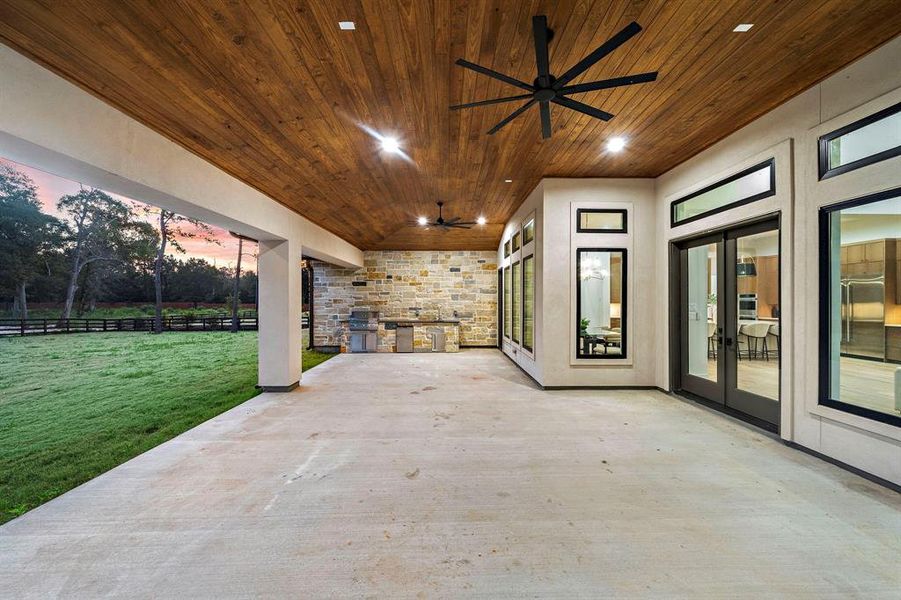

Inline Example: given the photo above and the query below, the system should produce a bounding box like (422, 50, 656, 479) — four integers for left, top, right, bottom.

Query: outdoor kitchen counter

(376, 319, 460, 352)
(378, 319, 461, 325)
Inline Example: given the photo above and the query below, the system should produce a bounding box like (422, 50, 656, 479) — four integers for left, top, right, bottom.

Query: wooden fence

(0, 312, 261, 337)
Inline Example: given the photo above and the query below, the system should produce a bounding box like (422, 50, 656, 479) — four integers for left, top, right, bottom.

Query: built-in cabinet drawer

(887, 326, 901, 363)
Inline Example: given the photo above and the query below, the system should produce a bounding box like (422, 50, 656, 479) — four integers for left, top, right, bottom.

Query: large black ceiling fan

(451, 16, 657, 139)
(419, 202, 477, 230)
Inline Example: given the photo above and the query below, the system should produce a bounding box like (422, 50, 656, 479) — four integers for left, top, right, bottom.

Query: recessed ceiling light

(504, 179, 513, 183)
(381, 137, 400, 153)
(338, 21, 355, 30)
(733, 23, 753, 32)
(476, 216, 487, 225)
(417, 216, 428, 226)
(606, 137, 626, 152)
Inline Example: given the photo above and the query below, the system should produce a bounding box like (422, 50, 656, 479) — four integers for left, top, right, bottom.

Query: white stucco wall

(657, 37, 901, 483)
(498, 182, 543, 383)
(501, 36, 901, 482)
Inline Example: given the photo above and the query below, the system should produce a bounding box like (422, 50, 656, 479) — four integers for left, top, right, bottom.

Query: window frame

(670, 158, 776, 228)
(504, 239, 511, 258)
(817, 186, 901, 428)
(523, 217, 535, 244)
(818, 100, 901, 181)
(522, 254, 535, 353)
(512, 231, 521, 253)
(503, 265, 512, 340)
(576, 208, 628, 233)
(511, 260, 521, 344)
(575, 247, 628, 360)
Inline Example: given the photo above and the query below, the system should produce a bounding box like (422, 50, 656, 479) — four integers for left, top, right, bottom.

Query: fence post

(43, 319, 48, 335)
(20, 319, 25, 337)
(66, 319, 70, 333)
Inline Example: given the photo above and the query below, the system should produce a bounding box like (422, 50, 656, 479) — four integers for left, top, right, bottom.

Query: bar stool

(707, 321, 717, 359)
(742, 322, 771, 361)
(769, 323, 780, 358)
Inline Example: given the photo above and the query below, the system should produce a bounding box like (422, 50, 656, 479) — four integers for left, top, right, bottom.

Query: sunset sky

(2, 157, 256, 270)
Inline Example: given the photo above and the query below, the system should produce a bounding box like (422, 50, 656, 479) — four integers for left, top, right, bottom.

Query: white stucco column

(258, 239, 302, 391)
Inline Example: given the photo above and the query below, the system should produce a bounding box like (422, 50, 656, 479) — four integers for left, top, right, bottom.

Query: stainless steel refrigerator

(840, 274, 885, 359)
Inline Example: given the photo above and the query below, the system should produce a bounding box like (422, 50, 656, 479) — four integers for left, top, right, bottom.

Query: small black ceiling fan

(419, 202, 476, 230)
(451, 15, 657, 139)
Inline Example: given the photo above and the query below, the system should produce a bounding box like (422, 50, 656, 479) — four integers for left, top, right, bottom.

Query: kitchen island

(378, 318, 461, 353)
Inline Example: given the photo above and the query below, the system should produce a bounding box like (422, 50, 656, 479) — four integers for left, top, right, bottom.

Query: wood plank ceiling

(1, 1, 899, 250)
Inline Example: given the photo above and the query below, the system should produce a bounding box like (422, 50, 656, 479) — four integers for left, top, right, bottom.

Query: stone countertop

(379, 318, 461, 325)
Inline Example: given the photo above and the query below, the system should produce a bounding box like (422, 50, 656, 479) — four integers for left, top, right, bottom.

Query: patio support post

(257, 238, 302, 391)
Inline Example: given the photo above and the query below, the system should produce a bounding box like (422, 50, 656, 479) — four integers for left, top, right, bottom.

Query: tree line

(0, 163, 257, 328)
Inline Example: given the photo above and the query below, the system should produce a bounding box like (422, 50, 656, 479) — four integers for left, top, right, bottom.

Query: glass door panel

(676, 219, 780, 431)
(733, 229, 780, 402)
(687, 243, 719, 382)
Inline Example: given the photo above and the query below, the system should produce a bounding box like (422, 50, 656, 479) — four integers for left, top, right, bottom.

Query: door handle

(716, 336, 723, 346)
(725, 337, 734, 348)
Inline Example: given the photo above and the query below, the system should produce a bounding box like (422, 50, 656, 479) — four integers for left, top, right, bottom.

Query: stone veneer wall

(312, 251, 497, 349)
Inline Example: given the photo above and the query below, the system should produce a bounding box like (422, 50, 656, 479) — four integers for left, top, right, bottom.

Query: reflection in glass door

(676, 219, 780, 430)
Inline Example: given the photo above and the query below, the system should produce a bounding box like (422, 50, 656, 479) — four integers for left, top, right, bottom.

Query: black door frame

(670, 214, 782, 432)
(497, 267, 503, 348)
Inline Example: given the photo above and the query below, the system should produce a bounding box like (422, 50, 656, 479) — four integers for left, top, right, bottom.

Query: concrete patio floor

(1, 349, 899, 598)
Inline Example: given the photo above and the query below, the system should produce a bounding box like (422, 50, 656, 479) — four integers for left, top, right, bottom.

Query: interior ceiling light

(504, 179, 513, 183)
(417, 216, 428, 226)
(733, 23, 753, 32)
(477, 216, 487, 225)
(606, 137, 626, 152)
(338, 21, 356, 30)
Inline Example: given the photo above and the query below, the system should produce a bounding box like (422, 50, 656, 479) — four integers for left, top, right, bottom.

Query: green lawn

(0, 332, 334, 524)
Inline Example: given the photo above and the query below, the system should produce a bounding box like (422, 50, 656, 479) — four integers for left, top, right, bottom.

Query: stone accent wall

(312, 251, 497, 349)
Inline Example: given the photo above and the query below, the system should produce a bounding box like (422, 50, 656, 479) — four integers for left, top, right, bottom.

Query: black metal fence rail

(0, 313, 260, 337)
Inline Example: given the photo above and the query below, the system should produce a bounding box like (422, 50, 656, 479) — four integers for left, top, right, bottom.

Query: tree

(56, 188, 156, 321)
(229, 234, 257, 332)
(0, 163, 61, 318)
(144, 209, 217, 333)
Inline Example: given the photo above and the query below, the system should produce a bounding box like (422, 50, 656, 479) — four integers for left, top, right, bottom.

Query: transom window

(577, 208, 627, 233)
(819, 101, 901, 180)
(671, 159, 775, 227)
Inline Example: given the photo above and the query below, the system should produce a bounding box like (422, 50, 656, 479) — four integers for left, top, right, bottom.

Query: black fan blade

(444, 216, 461, 225)
(450, 93, 533, 110)
(552, 96, 613, 121)
(539, 101, 552, 139)
(455, 59, 534, 92)
(553, 22, 642, 90)
(558, 71, 658, 95)
(447, 223, 473, 229)
(533, 15, 551, 87)
(488, 99, 537, 134)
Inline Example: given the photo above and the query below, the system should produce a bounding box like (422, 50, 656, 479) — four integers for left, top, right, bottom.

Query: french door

(675, 218, 781, 430)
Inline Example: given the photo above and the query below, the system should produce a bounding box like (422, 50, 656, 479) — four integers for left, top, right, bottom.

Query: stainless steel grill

(348, 309, 379, 331)
(348, 309, 378, 352)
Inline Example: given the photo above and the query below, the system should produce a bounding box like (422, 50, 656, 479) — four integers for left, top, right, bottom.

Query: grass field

(0, 332, 334, 524)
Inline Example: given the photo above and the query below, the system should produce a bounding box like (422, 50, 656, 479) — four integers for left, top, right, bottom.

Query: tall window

(819, 188, 901, 426)
(512, 261, 521, 343)
(576, 249, 626, 359)
(503, 266, 512, 339)
(523, 255, 535, 352)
